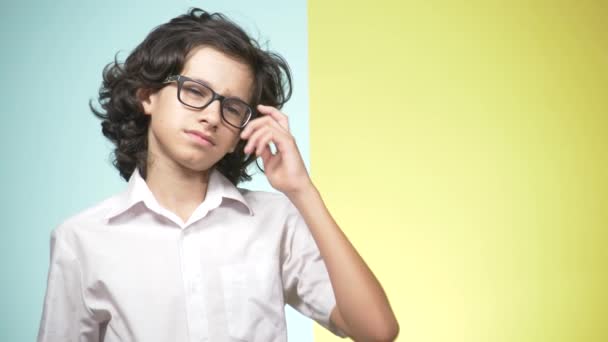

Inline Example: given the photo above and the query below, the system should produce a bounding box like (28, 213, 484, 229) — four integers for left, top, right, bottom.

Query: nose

(198, 98, 222, 127)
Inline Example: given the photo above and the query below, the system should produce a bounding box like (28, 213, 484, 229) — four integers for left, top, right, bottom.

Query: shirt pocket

(220, 262, 285, 341)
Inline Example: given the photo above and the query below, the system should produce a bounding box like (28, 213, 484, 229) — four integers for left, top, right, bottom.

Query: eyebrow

(189, 76, 249, 104)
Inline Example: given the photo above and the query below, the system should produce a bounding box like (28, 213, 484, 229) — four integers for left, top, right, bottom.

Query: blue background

(0, 1, 312, 340)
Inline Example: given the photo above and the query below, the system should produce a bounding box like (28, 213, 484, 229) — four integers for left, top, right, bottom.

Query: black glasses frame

(163, 75, 253, 129)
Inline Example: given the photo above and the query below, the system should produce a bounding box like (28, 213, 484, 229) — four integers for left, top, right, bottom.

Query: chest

(77, 211, 288, 340)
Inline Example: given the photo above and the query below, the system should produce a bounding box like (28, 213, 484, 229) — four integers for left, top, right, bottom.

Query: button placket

(181, 229, 209, 341)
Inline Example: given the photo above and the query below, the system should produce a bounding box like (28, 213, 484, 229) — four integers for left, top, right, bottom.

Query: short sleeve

(37, 228, 102, 342)
(281, 207, 348, 338)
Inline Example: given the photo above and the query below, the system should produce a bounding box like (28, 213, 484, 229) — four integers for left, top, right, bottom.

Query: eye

(224, 105, 241, 116)
(182, 80, 212, 99)
(184, 86, 204, 96)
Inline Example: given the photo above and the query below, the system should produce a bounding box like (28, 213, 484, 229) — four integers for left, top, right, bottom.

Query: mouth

(185, 130, 216, 147)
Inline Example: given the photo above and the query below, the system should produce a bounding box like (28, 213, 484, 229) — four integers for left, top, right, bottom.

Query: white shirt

(38, 168, 345, 341)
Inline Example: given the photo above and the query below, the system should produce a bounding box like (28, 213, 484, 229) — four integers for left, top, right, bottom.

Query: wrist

(285, 179, 318, 203)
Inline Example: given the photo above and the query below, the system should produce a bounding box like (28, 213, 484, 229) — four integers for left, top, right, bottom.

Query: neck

(144, 156, 211, 223)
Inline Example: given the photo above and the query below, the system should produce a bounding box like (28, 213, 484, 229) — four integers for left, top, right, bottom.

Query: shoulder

(237, 188, 299, 216)
(52, 192, 123, 241)
(236, 188, 309, 245)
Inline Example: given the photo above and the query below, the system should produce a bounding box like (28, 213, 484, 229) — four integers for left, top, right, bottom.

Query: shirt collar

(104, 168, 253, 223)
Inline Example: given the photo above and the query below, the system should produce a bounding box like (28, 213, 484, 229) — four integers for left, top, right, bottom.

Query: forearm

(287, 183, 399, 341)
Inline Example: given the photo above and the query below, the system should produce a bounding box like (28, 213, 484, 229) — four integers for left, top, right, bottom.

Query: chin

(178, 157, 219, 173)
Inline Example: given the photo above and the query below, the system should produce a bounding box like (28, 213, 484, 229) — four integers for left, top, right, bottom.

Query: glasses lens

(222, 98, 251, 127)
(179, 80, 213, 108)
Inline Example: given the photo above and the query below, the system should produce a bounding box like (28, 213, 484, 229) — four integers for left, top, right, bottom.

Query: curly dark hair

(90, 8, 292, 185)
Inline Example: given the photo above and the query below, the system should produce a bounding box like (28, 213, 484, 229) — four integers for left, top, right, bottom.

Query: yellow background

(309, 1, 607, 341)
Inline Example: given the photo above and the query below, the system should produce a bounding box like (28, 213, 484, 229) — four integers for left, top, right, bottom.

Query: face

(141, 46, 254, 174)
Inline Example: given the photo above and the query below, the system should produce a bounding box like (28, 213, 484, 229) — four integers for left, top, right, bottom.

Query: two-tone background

(1, 1, 606, 341)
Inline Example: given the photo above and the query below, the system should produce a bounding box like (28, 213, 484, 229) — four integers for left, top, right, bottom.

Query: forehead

(181, 46, 254, 101)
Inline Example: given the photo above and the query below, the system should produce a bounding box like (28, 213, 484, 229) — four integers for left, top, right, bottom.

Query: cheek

(151, 115, 170, 136)
(149, 111, 183, 148)
(225, 130, 242, 151)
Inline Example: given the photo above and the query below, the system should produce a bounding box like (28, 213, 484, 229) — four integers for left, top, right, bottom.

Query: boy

(38, 8, 398, 342)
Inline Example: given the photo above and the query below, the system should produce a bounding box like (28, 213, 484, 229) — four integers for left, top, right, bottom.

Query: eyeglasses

(163, 75, 253, 128)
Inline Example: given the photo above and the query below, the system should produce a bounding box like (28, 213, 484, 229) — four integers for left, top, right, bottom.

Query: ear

(137, 88, 155, 116)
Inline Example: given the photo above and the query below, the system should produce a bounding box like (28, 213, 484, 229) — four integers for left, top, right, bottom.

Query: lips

(185, 129, 216, 146)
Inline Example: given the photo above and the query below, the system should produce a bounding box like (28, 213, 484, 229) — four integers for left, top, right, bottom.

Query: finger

(270, 129, 295, 156)
(255, 131, 275, 157)
(244, 125, 270, 154)
(260, 143, 272, 167)
(244, 124, 286, 155)
(258, 105, 289, 131)
(255, 127, 292, 158)
(257, 104, 289, 132)
(244, 122, 291, 155)
(240, 115, 283, 140)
